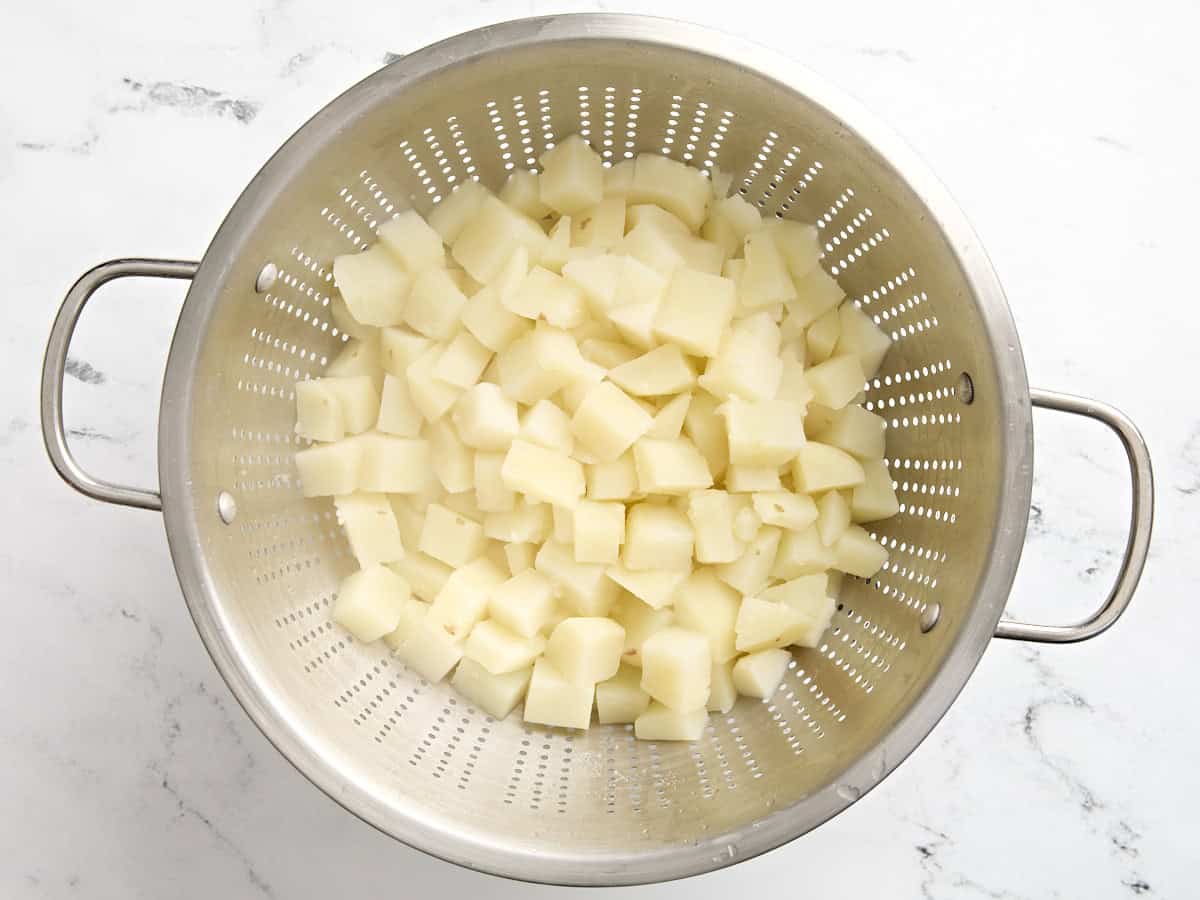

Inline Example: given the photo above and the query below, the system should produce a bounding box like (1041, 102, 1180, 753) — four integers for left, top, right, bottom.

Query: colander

(39, 15, 1154, 886)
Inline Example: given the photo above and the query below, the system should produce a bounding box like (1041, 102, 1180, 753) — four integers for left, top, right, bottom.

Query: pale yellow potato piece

(623, 503, 694, 571)
(714, 526, 781, 595)
(332, 564, 411, 642)
(505, 265, 586, 328)
(489, 569, 558, 638)
(377, 209, 445, 273)
(451, 382, 519, 451)
(708, 660, 737, 713)
(451, 657, 532, 720)
(653, 268, 737, 357)
(496, 324, 590, 405)
(572, 194, 626, 249)
(539, 135, 604, 215)
(772, 525, 835, 579)
(383, 594, 431, 651)
(426, 556, 507, 641)
(608, 344, 696, 396)
(646, 392, 691, 440)
(611, 593, 674, 669)
(334, 492, 406, 567)
(621, 220, 689, 275)
(571, 382, 654, 462)
(834, 525, 889, 577)
(683, 391, 729, 479)
(607, 299, 660, 350)
(380, 327, 433, 376)
(674, 568, 740, 663)
(789, 266, 846, 327)
(718, 396, 805, 467)
(735, 597, 810, 652)
(464, 620, 547, 674)
(685, 490, 744, 564)
(419, 502, 486, 568)
(453, 196, 548, 284)
(550, 502, 573, 544)
(580, 338, 639, 369)
(604, 158, 636, 196)
(806, 307, 842, 364)
(605, 565, 689, 610)
(762, 574, 836, 648)
(354, 433, 433, 494)
(626, 204, 691, 236)
(499, 169, 552, 220)
(460, 284, 533, 353)
(544, 617, 625, 685)
(586, 453, 639, 501)
(732, 648, 791, 698)
(852, 460, 900, 522)
(817, 404, 887, 460)
(535, 540, 619, 616)
(518, 398, 575, 455)
(633, 437, 713, 496)
(616, 254, 670, 310)
(701, 195, 762, 257)
(432, 331, 492, 389)
(836, 302, 893, 378)
(405, 344, 462, 422)
(483, 499, 552, 543)
(306, 376, 376, 437)
(504, 541, 536, 575)
(816, 490, 852, 547)
(428, 180, 491, 244)
(768, 219, 822, 279)
(329, 293, 374, 340)
(573, 500, 626, 565)
(392, 607, 464, 682)
(403, 267, 468, 341)
(427, 419, 473, 494)
(443, 490, 484, 522)
(806, 354, 866, 410)
(295, 379, 347, 442)
(792, 442, 866, 492)
(739, 230, 796, 310)
(562, 254, 622, 312)
(596, 664, 652, 724)
(389, 551, 452, 604)
(725, 465, 783, 493)
(634, 702, 706, 741)
(751, 491, 818, 530)
(326, 334, 385, 391)
(523, 658, 595, 730)
(628, 153, 712, 231)
(474, 452, 516, 512)
(640, 626, 711, 711)
(376, 373, 422, 437)
(501, 439, 585, 508)
(332, 245, 410, 327)
(698, 312, 782, 401)
(387, 496, 426, 549)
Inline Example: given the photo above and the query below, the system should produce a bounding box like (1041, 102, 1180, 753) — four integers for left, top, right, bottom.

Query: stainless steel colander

(40, 15, 1154, 886)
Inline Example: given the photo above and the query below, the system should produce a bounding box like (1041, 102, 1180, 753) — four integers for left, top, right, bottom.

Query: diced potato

(762, 575, 835, 647)
(834, 526, 889, 577)
(429, 180, 490, 244)
(484, 499, 552, 543)
(543, 617, 625, 685)
(474, 452, 516, 512)
(539, 135, 604, 215)
(685, 490, 744, 564)
(652, 269, 737, 357)
(640, 626, 711, 711)
(806, 307, 842, 364)
(852, 460, 900, 522)
(836, 302, 892, 378)
(392, 608, 465, 682)
(792, 442, 866, 492)
(735, 597, 810, 652)
(332, 245, 410, 327)
(453, 196, 548, 284)
(803, 403, 837, 439)
(674, 569, 740, 662)
(683, 392, 729, 479)
(732, 648, 791, 698)
(355, 433, 433, 494)
(562, 254, 622, 312)
(714, 526, 781, 595)
(725, 465, 783, 493)
(383, 593, 431, 651)
(334, 492, 406, 567)
(604, 158, 636, 196)
(326, 333, 385, 392)
(489, 569, 558, 637)
(817, 405, 886, 460)
(443, 490, 484, 522)
(777, 351, 814, 420)
(460, 284, 533, 353)
(504, 265, 586, 329)
(465, 619, 547, 674)
(717, 396, 806, 468)
(628, 153, 712, 231)
(451, 382, 519, 451)
(733, 505, 762, 543)
(806, 354, 866, 410)
(701, 195, 762, 257)
(739, 230, 796, 310)
(573, 500, 626, 565)
(772, 525, 835, 579)
(768, 219, 821, 279)
(705, 660, 736, 714)
(610, 593, 674, 668)
(426, 556, 507, 641)
(751, 491, 818, 530)
(432, 331, 492, 389)
(789, 265, 846, 327)
(496, 324, 589, 404)
(376, 373, 422, 437)
(419, 502, 486, 568)
(535, 540, 619, 616)
(388, 551, 452, 604)
(332, 564, 411, 642)
(816, 490, 852, 546)
(633, 437, 713, 495)
(607, 299, 660, 350)
(605, 565, 689, 610)
(380, 327, 433, 376)
(377, 209, 445, 273)
(699, 312, 782, 401)
(644, 392, 691, 441)
(295, 379, 345, 442)
(626, 204, 691, 236)
(500, 169, 552, 220)
(402, 267, 469, 341)
(586, 453, 639, 501)
(387, 496, 426, 549)
(634, 702, 706, 741)
(523, 658, 595, 730)
(572, 195, 626, 249)
(608, 345, 696, 396)
(451, 657, 532, 720)
(427, 419, 473, 494)
(671, 234, 726, 275)
(501, 439, 585, 508)
(579, 339, 637, 371)
(405, 344, 462, 422)
(571, 382, 654, 462)
(615, 255, 670, 311)
(623, 503, 694, 571)
(595, 664, 652, 724)
(309, 376, 377, 437)
(621, 219, 689, 275)
(329, 293, 374, 340)
(517, 399, 573, 456)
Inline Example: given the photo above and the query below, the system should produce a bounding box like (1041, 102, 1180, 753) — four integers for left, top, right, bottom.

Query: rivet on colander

(919, 602, 942, 633)
(957, 372, 975, 405)
(217, 491, 238, 524)
(255, 262, 279, 294)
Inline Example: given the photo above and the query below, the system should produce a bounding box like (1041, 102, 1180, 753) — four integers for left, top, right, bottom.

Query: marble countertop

(3, 0, 1196, 897)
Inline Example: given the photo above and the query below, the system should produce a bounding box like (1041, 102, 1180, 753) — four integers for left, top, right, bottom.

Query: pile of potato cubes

(292, 135, 899, 741)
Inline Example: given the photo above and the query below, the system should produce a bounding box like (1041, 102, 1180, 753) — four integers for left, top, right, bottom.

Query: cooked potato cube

(717, 396, 805, 468)
(682, 392, 728, 479)
(806, 307, 842, 364)
(634, 702, 706, 741)
(380, 327, 433, 376)
(376, 373, 422, 437)
(442, 490, 484, 522)
(685, 490, 744, 564)
(535, 540, 619, 616)
(518, 398, 574, 455)
(653, 269, 737, 357)
(539, 135, 604, 215)
(834, 525, 889, 577)
(473, 452, 516, 512)
(405, 344, 461, 422)
(642, 393, 690, 442)
(626, 203, 691, 236)
(701, 195, 762, 257)
(311, 376, 377, 437)
(451, 657, 532, 720)
(629, 153, 712, 231)
(460, 283, 532, 353)
(623, 503, 694, 571)
(789, 265, 846, 327)
(383, 593, 431, 651)
(606, 299, 660, 351)
(496, 324, 589, 404)
(735, 597, 810, 652)
(429, 180, 490, 243)
(573, 500, 626, 565)
(836, 302, 892, 378)
(332, 245, 410, 327)
(816, 490, 852, 546)
(762, 575, 835, 647)
(607, 345, 695, 397)
(354, 433, 433, 494)
(698, 312, 782, 401)
(388, 551, 452, 604)
(621, 219, 689, 275)
(708, 660, 737, 713)
(523, 658, 595, 730)
(427, 419, 473, 494)
(504, 541, 536, 575)
(732, 648, 791, 698)
(768, 219, 821, 279)
(852, 460, 900, 522)
(453, 196, 548, 284)
(326, 332, 385, 389)
(543, 617, 625, 685)
(419, 502, 486, 568)
(714, 526, 781, 595)
(640, 626, 711, 711)
(489, 569, 558, 637)
(806, 354, 866, 410)
(483, 499, 552, 543)
(572, 195, 626, 249)
(392, 610, 464, 682)
(595, 664, 652, 724)
(605, 565, 689, 610)
(500, 169, 552, 220)
(501, 439, 585, 508)
(772, 525, 835, 579)
(792, 442, 866, 492)
(725, 465, 783, 493)
(674, 568, 740, 662)
(401, 267, 468, 341)
(571, 382, 654, 462)
(739, 230, 796, 310)
(464, 619, 547, 674)
(295, 378, 346, 442)
(426, 556, 506, 641)
(632, 437, 713, 496)
(817, 405, 886, 460)
(377, 209, 445, 273)
(332, 564, 412, 642)
(751, 491, 818, 530)
(585, 453, 638, 501)
(562, 254, 623, 312)
(432, 331, 492, 389)
(504, 265, 584, 327)
(609, 593, 674, 668)
(450, 382, 519, 451)
(329, 293, 374, 340)
(579, 340, 636, 373)
(334, 492, 406, 567)
(604, 158, 636, 196)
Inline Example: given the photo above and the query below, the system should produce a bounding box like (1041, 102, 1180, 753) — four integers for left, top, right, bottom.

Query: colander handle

(994, 389, 1154, 643)
(41, 258, 199, 511)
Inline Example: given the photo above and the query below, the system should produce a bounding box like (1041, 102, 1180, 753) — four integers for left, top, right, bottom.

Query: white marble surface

(3, 0, 1196, 896)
